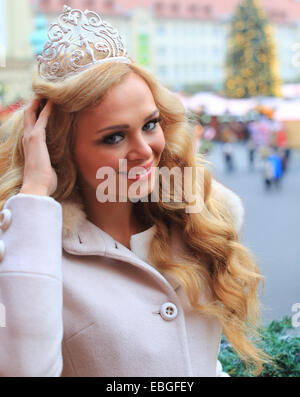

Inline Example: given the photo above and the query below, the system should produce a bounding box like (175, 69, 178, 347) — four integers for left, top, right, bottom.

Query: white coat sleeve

(0, 194, 63, 377)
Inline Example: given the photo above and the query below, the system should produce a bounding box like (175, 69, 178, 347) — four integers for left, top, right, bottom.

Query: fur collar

(61, 178, 244, 239)
(61, 199, 87, 239)
(210, 178, 245, 233)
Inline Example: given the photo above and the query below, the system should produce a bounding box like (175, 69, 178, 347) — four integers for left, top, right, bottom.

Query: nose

(126, 132, 153, 162)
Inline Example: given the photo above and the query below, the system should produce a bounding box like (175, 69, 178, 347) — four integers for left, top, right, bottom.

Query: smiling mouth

(119, 162, 154, 177)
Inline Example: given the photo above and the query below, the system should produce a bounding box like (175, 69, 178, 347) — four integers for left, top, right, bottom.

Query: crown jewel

(37, 5, 131, 81)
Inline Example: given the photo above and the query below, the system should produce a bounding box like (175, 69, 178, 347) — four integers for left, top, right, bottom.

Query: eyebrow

(95, 110, 160, 135)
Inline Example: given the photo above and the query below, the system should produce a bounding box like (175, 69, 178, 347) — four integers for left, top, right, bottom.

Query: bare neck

(80, 188, 152, 249)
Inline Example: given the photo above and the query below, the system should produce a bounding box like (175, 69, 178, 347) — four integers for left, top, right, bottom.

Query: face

(74, 73, 166, 202)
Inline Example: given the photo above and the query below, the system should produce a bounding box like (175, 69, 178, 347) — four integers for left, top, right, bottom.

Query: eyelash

(99, 117, 162, 145)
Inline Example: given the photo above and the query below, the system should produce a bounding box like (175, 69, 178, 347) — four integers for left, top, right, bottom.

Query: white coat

(0, 179, 244, 377)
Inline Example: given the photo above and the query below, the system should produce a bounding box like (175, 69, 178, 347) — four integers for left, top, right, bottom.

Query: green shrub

(219, 316, 300, 377)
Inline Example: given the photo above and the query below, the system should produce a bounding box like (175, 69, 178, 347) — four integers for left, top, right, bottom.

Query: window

(158, 65, 167, 77)
(156, 24, 166, 35)
(155, 2, 163, 12)
(157, 47, 167, 57)
(189, 4, 197, 13)
(104, 0, 115, 7)
(40, 0, 50, 10)
(171, 3, 179, 13)
(85, 0, 94, 8)
(203, 5, 212, 14)
(269, 9, 287, 20)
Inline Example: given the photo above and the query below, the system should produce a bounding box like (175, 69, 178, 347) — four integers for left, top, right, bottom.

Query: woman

(0, 6, 269, 376)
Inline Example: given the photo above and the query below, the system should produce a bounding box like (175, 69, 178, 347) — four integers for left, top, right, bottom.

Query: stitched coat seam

(63, 339, 78, 377)
(0, 271, 62, 282)
(65, 321, 96, 343)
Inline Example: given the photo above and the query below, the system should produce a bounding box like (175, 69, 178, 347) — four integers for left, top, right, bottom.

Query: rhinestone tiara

(37, 5, 131, 82)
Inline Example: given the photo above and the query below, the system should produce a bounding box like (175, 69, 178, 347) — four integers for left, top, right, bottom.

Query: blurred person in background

(262, 147, 283, 191)
(275, 124, 291, 174)
(192, 118, 203, 153)
(199, 125, 216, 155)
(247, 138, 257, 171)
(268, 148, 283, 189)
(222, 141, 235, 173)
(193, 118, 216, 156)
(262, 158, 273, 190)
(221, 123, 236, 172)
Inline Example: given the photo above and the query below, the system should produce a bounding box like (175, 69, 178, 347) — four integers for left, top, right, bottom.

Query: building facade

(1, 0, 300, 105)
(0, 0, 35, 105)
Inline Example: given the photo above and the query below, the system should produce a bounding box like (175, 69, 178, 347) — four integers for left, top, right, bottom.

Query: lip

(119, 160, 154, 177)
(128, 160, 153, 177)
(129, 164, 153, 181)
(132, 159, 154, 171)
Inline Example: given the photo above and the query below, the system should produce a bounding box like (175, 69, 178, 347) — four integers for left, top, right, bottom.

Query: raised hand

(20, 98, 57, 196)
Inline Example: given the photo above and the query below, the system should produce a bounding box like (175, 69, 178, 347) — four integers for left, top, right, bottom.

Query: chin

(121, 167, 158, 203)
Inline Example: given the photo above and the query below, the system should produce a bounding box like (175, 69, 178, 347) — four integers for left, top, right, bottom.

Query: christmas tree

(224, 0, 282, 98)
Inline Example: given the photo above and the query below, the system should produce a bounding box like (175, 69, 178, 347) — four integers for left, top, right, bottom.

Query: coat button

(160, 302, 178, 321)
(0, 240, 5, 262)
(0, 209, 12, 231)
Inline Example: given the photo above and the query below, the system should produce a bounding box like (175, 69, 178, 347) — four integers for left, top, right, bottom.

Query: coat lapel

(61, 198, 155, 259)
(61, 200, 182, 291)
(60, 178, 244, 293)
(61, 178, 244, 244)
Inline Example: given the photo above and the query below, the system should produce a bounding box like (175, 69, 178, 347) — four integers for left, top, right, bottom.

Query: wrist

(20, 184, 50, 196)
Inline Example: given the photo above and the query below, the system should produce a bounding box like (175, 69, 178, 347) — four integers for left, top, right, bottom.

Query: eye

(102, 133, 124, 145)
(143, 118, 162, 132)
(97, 117, 162, 146)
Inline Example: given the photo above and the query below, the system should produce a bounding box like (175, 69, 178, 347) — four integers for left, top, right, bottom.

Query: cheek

(74, 145, 129, 187)
(74, 143, 122, 184)
(153, 128, 166, 157)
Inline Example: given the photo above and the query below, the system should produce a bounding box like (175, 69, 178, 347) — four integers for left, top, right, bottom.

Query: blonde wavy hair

(0, 60, 271, 374)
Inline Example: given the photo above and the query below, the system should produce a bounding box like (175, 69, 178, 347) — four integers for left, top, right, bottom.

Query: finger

(23, 98, 41, 132)
(24, 97, 40, 112)
(23, 97, 41, 117)
(36, 100, 53, 129)
(31, 97, 41, 112)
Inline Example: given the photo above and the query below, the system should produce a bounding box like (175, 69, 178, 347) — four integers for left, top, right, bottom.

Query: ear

(210, 178, 245, 233)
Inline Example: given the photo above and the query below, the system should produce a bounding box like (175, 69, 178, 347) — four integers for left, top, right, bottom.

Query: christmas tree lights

(224, 0, 282, 98)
